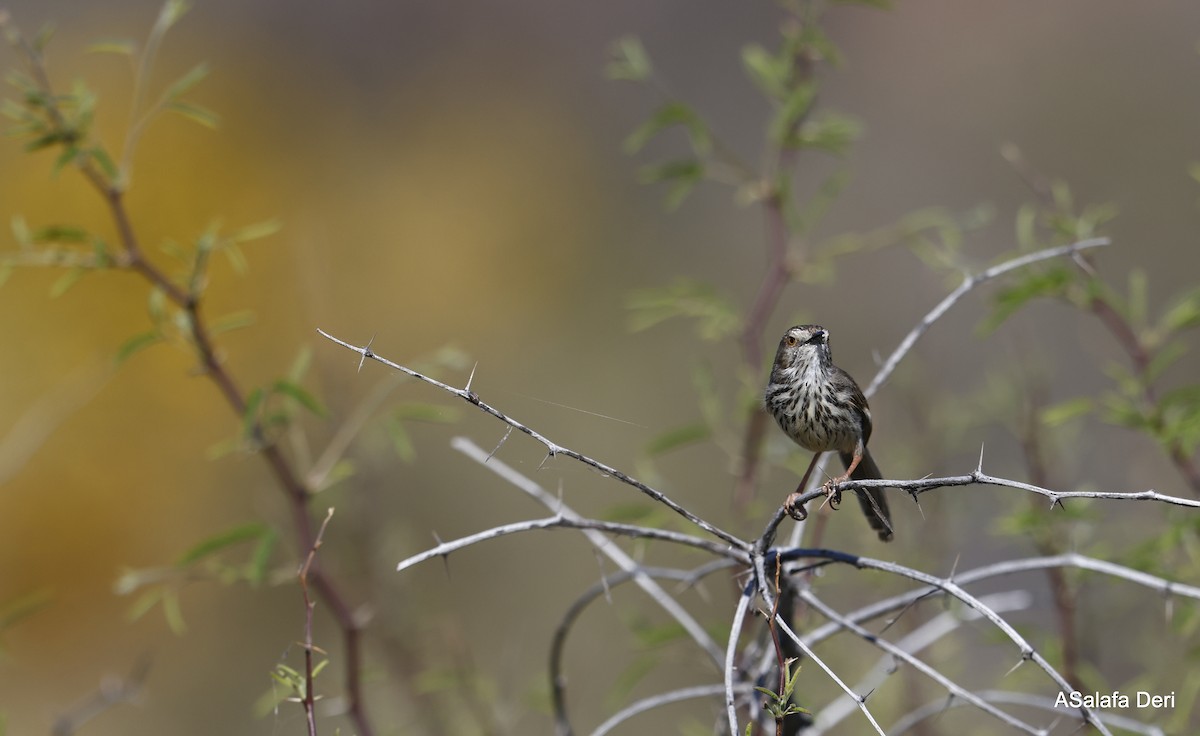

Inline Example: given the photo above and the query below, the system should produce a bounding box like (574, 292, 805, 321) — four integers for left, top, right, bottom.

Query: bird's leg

(784, 453, 821, 521)
(821, 445, 863, 509)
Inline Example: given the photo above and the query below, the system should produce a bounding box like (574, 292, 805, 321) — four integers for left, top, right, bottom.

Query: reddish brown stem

(1086, 291, 1200, 495)
(10, 33, 376, 735)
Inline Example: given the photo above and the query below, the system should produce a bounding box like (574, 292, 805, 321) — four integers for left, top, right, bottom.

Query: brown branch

(300, 508, 336, 736)
(1084, 287, 1200, 495)
(3, 22, 375, 736)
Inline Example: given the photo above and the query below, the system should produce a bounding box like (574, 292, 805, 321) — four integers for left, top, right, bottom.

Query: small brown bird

(764, 325, 893, 541)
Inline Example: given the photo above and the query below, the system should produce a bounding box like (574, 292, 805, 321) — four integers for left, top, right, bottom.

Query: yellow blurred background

(1, 1, 1199, 734)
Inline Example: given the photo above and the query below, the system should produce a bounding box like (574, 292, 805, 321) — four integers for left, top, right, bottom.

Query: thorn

(465, 361, 478, 393)
(1003, 658, 1025, 677)
(432, 531, 451, 578)
(947, 554, 960, 582)
(595, 551, 613, 604)
(358, 333, 376, 373)
(486, 426, 513, 463)
(976, 443, 985, 473)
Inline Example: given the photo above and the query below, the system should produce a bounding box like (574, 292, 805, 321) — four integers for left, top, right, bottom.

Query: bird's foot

(784, 492, 808, 521)
(821, 474, 849, 510)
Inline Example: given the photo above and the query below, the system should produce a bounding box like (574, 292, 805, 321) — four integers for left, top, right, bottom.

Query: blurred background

(1, 0, 1199, 733)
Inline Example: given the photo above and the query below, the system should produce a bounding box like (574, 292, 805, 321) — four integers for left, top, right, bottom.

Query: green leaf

(162, 589, 187, 634)
(623, 102, 711, 156)
(116, 331, 162, 364)
(1040, 397, 1093, 427)
(769, 82, 817, 143)
(125, 587, 164, 622)
(10, 216, 31, 248)
(1015, 202, 1038, 250)
(90, 146, 118, 180)
(31, 23, 55, 53)
(789, 112, 862, 155)
(230, 218, 282, 243)
(220, 242, 249, 275)
(156, 0, 192, 35)
(48, 267, 85, 298)
(86, 39, 136, 56)
(162, 62, 209, 102)
(605, 36, 652, 82)
(979, 266, 1072, 333)
(246, 527, 278, 586)
(387, 418, 416, 464)
(176, 522, 269, 566)
(287, 345, 312, 383)
(643, 422, 710, 457)
(52, 146, 79, 176)
(1128, 268, 1147, 330)
(626, 278, 739, 339)
(1144, 340, 1186, 384)
(210, 310, 256, 335)
(32, 224, 88, 243)
(242, 387, 266, 436)
(742, 43, 787, 99)
(272, 379, 327, 418)
(1159, 287, 1200, 334)
(167, 100, 219, 128)
(637, 159, 704, 210)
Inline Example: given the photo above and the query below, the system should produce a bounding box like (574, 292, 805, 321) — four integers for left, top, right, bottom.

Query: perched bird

(764, 325, 893, 541)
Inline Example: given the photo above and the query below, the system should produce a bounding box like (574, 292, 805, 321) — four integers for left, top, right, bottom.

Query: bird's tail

(839, 448, 894, 542)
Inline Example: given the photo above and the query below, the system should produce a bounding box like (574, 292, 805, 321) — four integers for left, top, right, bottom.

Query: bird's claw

(784, 492, 808, 521)
(821, 480, 843, 510)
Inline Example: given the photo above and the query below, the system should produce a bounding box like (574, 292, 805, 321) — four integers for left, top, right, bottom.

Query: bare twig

(544, 564, 736, 736)
(803, 590, 1033, 733)
(299, 508, 336, 736)
(318, 329, 748, 550)
(799, 590, 1043, 735)
(51, 656, 151, 736)
(591, 683, 756, 736)
(864, 237, 1110, 398)
(823, 470, 1200, 510)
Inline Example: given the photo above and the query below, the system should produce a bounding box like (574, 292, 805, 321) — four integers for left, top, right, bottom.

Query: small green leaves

(606, 35, 652, 82)
(1041, 397, 1093, 427)
(116, 521, 278, 635)
(167, 100, 219, 128)
(742, 43, 791, 99)
(175, 522, 271, 567)
(637, 159, 704, 210)
(153, 0, 192, 36)
(787, 111, 861, 155)
(626, 278, 739, 340)
(623, 102, 711, 156)
(115, 331, 163, 364)
(980, 266, 1072, 333)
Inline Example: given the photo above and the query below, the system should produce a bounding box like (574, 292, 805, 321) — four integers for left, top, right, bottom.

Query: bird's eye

(784, 335, 798, 347)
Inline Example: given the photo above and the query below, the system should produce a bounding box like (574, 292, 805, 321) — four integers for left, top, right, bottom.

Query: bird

(764, 324, 893, 541)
